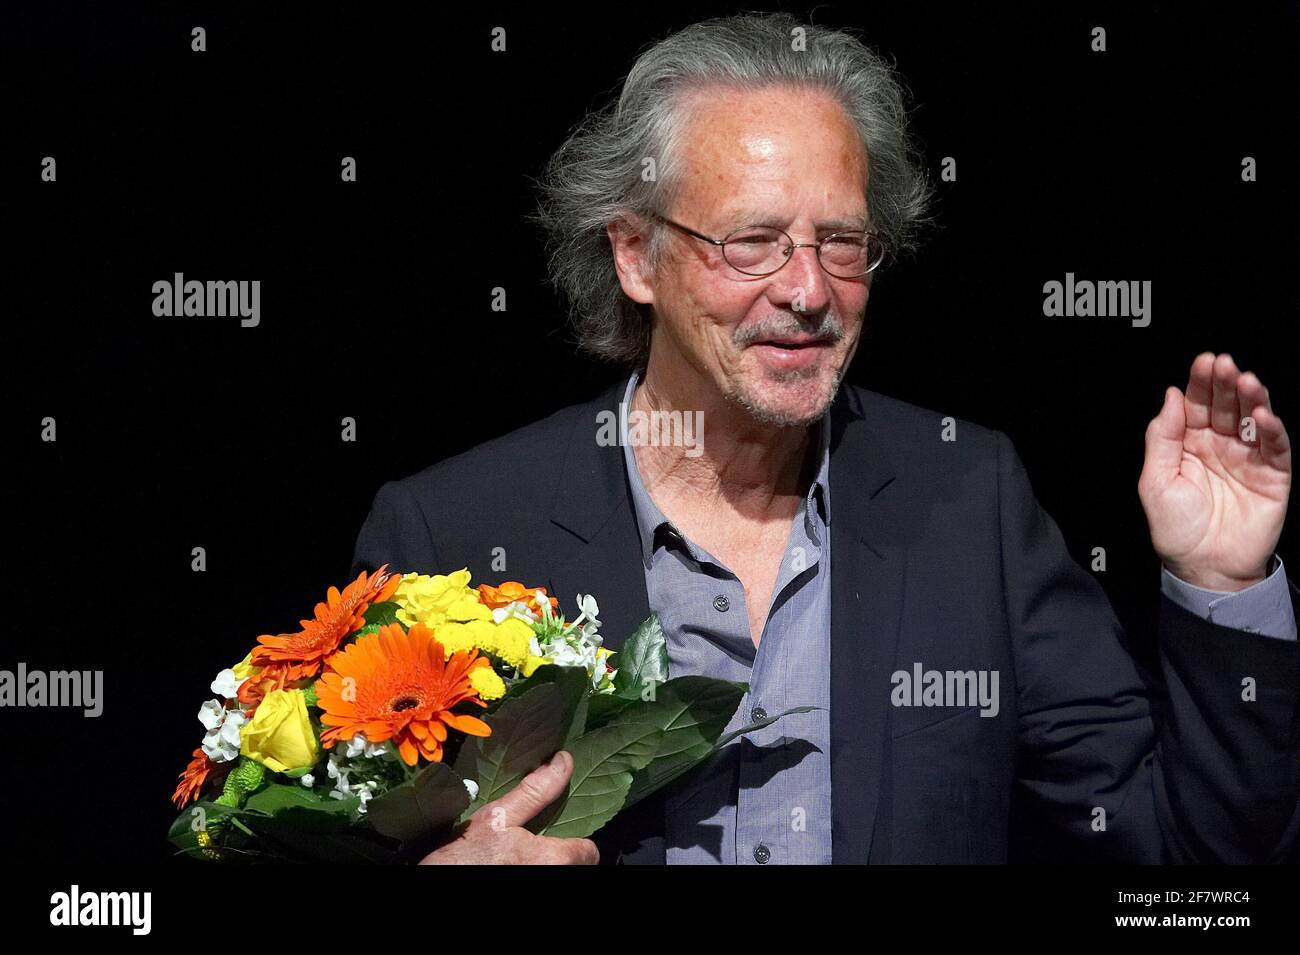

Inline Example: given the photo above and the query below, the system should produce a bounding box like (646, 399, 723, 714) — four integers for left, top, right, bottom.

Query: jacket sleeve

(349, 479, 442, 581)
(997, 430, 1300, 862)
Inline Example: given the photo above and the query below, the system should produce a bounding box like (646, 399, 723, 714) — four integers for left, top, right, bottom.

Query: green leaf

(243, 782, 355, 816)
(523, 671, 594, 833)
(713, 704, 820, 750)
(614, 676, 746, 809)
(170, 790, 411, 864)
(365, 760, 470, 844)
(584, 691, 632, 731)
(453, 667, 589, 824)
(611, 613, 669, 701)
(534, 720, 664, 838)
(240, 812, 404, 864)
(362, 601, 402, 628)
(167, 801, 245, 860)
(561, 676, 590, 747)
(619, 702, 820, 813)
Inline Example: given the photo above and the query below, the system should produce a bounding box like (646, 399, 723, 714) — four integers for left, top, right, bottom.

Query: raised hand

(1138, 352, 1291, 592)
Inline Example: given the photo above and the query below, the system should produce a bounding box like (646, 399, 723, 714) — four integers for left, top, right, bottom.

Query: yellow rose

(393, 570, 479, 628)
(445, 595, 492, 623)
(240, 688, 319, 773)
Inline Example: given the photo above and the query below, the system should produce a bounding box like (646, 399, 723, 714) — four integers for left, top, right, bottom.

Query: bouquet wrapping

(169, 564, 810, 862)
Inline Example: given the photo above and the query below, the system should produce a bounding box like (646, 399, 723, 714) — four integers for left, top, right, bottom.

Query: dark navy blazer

(350, 378, 1300, 863)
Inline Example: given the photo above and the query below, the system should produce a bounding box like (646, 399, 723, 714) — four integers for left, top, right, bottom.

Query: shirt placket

(736, 498, 820, 864)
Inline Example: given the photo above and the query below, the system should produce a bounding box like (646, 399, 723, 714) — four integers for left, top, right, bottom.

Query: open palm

(1138, 352, 1292, 591)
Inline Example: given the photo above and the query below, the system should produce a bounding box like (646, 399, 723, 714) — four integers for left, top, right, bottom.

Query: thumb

(1141, 386, 1186, 493)
(477, 750, 573, 831)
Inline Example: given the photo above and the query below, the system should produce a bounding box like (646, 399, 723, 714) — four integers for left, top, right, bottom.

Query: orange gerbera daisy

(477, 580, 559, 615)
(247, 564, 403, 703)
(316, 622, 493, 766)
(171, 747, 216, 809)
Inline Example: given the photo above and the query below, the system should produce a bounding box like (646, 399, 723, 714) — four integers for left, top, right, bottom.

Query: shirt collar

(621, 370, 832, 565)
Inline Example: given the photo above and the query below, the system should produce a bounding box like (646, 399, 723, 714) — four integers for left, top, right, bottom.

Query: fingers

(1139, 386, 1186, 498)
(1209, 353, 1243, 435)
(535, 834, 601, 865)
(420, 827, 599, 864)
(1237, 370, 1271, 434)
(439, 751, 598, 864)
(1184, 351, 1215, 430)
(1250, 398, 1293, 472)
(475, 750, 573, 831)
(1182, 351, 1291, 473)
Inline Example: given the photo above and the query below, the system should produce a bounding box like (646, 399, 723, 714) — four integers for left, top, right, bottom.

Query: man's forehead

(672, 86, 870, 227)
(678, 86, 860, 149)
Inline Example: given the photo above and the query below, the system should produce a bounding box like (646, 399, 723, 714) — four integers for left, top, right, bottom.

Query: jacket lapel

(544, 377, 664, 864)
(828, 385, 904, 863)
(545, 377, 652, 647)
(542, 377, 906, 864)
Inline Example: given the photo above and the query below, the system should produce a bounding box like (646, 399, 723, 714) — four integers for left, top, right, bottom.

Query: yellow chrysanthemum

(433, 616, 551, 676)
(491, 618, 534, 668)
(520, 654, 550, 678)
(394, 569, 480, 629)
(468, 666, 507, 700)
(435, 619, 494, 657)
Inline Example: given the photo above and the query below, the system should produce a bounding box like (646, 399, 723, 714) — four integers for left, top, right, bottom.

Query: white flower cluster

(196, 667, 251, 763)
(541, 594, 618, 691)
(488, 592, 614, 689)
(325, 733, 396, 813)
(488, 592, 549, 626)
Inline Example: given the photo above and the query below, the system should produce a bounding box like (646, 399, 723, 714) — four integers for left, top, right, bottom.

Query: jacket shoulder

(392, 398, 589, 505)
(408, 400, 587, 496)
(843, 383, 1005, 470)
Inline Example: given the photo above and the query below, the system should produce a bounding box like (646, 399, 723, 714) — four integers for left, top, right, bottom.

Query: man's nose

(770, 243, 832, 313)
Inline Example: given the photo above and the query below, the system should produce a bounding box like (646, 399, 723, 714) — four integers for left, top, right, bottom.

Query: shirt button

(712, 594, 730, 612)
(751, 706, 768, 722)
(753, 843, 771, 864)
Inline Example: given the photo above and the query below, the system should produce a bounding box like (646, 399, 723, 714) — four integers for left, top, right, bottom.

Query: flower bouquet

(169, 564, 809, 862)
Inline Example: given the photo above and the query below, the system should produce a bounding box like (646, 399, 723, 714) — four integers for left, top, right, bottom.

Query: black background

(2, 0, 1297, 882)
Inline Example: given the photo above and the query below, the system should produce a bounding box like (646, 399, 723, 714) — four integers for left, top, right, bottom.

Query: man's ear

(607, 215, 655, 306)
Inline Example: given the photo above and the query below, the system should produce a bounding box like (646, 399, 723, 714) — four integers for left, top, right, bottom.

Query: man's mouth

(746, 336, 834, 370)
(751, 336, 829, 349)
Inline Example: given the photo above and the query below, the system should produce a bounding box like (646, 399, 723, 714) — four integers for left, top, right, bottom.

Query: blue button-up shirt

(620, 371, 834, 864)
(618, 372, 1296, 865)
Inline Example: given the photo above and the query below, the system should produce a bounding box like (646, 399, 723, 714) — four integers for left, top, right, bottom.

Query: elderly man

(351, 13, 1297, 864)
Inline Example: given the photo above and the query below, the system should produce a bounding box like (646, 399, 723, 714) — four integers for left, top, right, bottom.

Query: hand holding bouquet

(169, 564, 809, 863)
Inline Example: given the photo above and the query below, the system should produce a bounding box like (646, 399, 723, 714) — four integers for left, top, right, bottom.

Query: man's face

(650, 85, 873, 426)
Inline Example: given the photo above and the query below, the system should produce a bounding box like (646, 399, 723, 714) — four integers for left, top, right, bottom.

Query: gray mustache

(733, 312, 846, 347)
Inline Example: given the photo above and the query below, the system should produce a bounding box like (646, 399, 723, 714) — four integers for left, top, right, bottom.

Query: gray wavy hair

(532, 11, 936, 367)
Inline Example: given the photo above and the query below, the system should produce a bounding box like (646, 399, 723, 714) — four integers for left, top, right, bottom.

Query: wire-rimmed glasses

(648, 212, 887, 278)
